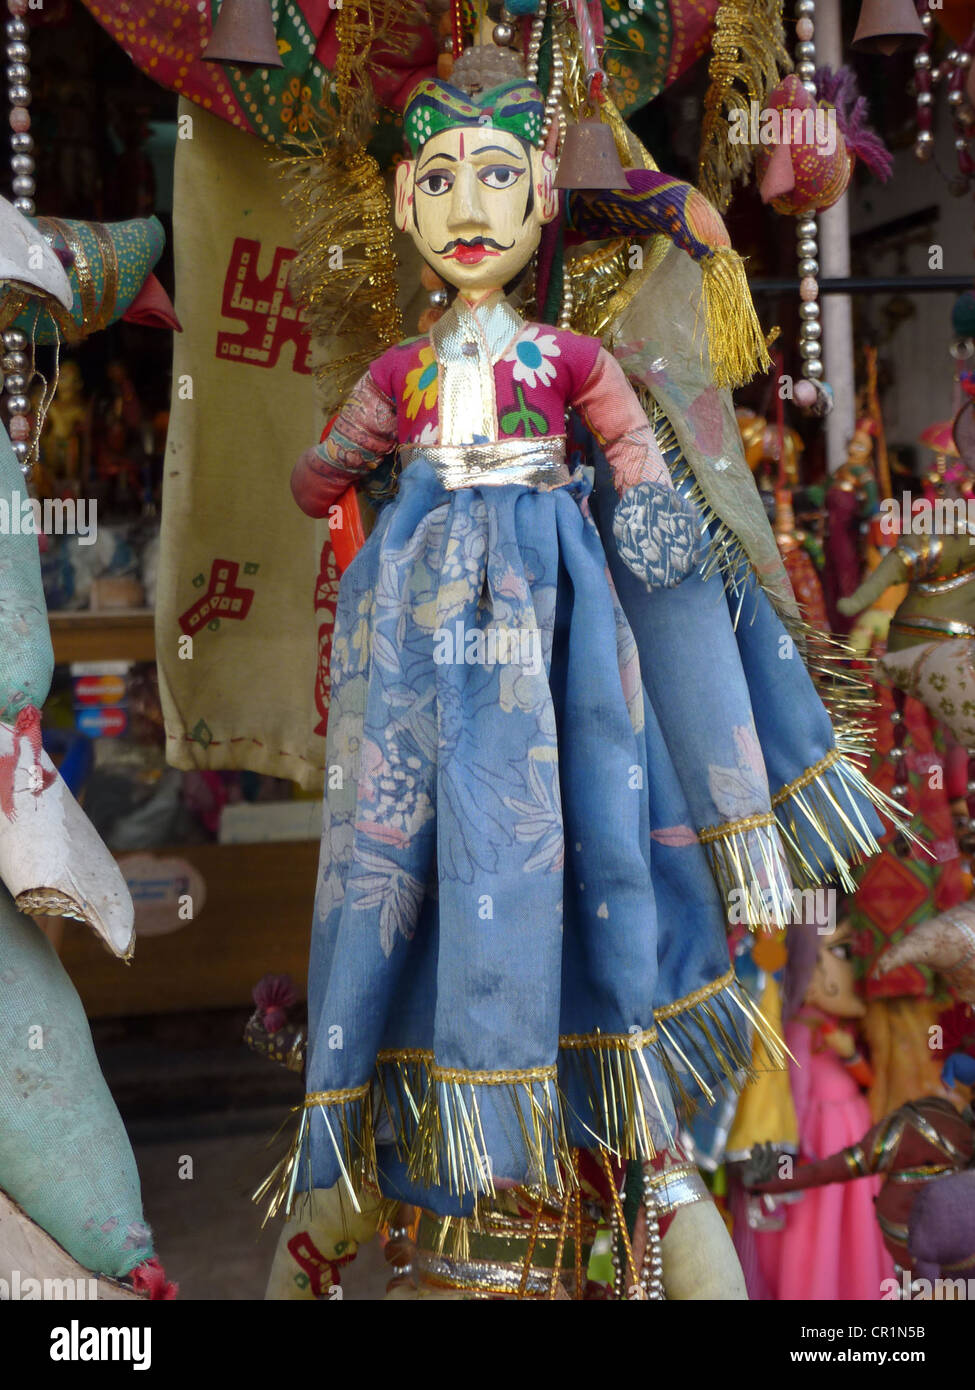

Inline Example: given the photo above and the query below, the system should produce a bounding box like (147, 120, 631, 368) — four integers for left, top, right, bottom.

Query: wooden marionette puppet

(280, 56, 906, 1297)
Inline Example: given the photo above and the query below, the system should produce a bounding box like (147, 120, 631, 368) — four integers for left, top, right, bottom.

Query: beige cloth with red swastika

(157, 101, 329, 789)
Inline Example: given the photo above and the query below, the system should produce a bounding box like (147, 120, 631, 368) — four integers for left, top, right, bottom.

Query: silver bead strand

(3, 327, 31, 470)
(794, 2, 826, 391)
(540, 27, 563, 147)
(7, 4, 32, 215)
(641, 1170, 666, 1300)
(526, 0, 546, 85)
(5, 3, 35, 475)
(795, 0, 817, 94)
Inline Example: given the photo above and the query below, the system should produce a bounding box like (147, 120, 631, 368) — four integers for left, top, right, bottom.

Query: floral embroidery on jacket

(404, 345, 439, 419)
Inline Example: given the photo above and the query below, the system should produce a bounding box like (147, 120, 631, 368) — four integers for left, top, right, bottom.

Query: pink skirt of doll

(755, 1031, 896, 1300)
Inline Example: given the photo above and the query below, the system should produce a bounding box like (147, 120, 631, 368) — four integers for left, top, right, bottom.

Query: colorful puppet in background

(747, 918, 895, 1300)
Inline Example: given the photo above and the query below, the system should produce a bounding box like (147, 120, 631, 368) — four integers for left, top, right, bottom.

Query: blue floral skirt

(302, 455, 766, 1216)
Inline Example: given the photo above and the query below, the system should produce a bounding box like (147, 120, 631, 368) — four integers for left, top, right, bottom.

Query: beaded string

(4, 0, 34, 476)
(793, 0, 825, 399)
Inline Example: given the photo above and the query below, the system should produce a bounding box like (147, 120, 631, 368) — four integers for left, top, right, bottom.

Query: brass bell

(851, 0, 925, 56)
(202, 0, 284, 68)
(554, 119, 630, 191)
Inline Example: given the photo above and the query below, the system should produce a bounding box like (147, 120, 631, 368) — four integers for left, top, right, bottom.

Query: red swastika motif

(216, 237, 312, 373)
(179, 559, 256, 635)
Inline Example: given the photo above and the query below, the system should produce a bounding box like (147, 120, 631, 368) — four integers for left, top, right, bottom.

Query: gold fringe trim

(698, 814, 794, 929)
(558, 1038, 669, 1161)
(700, 246, 773, 389)
(697, 0, 791, 213)
(407, 1072, 570, 1202)
(252, 1085, 376, 1225)
(655, 966, 735, 1019)
(771, 744, 924, 891)
(770, 747, 841, 808)
(255, 973, 788, 1223)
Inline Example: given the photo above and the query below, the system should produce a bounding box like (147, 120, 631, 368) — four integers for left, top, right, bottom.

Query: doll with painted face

(748, 919, 896, 1300)
(285, 78, 863, 1296)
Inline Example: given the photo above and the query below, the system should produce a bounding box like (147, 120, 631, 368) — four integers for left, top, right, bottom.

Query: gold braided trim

(655, 967, 735, 1020)
(643, 1162, 698, 1189)
(304, 1082, 371, 1108)
(770, 748, 839, 808)
(428, 1062, 557, 1086)
(376, 1047, 432, 1065)
(559, 1027, 658, 1051)
(698, 811, 776, 843)
(425, 1061, 556, 1084)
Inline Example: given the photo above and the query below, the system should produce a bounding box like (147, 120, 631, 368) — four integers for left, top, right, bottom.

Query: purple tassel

(815, 63, 893, 181)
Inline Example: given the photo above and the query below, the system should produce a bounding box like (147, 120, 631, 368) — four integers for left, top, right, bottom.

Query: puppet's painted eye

(418, 171, 454, 195)
(478, 165, 523, 189)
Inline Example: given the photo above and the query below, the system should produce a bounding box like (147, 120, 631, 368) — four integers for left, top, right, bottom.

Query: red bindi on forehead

(458, 131, 465, 158)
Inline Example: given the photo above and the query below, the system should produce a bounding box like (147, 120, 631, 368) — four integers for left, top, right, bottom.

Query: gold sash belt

(399, 436, 571, 491)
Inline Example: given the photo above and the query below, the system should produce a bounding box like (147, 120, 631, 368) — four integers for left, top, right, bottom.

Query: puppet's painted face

(806, 919, 865, 1020)
(394, 126, 556, 298)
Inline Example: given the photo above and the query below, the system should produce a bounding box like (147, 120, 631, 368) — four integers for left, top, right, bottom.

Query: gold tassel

(697, 0, 791, 213)
(700, 246, 774, 389)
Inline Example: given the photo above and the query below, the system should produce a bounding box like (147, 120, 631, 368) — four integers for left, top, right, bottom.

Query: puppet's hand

(612, 480, 708, 591)
(741, 1142, 781, 1191)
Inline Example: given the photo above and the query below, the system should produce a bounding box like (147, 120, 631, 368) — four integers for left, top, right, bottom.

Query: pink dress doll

(755, 921, 896, 1299)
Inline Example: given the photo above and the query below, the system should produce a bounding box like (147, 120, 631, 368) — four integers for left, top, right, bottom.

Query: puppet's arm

(574, 348, 673, 495)
(743, 1117, 889, 1195)
(574, 348, 707, 591)
(291, 369, 397, 519)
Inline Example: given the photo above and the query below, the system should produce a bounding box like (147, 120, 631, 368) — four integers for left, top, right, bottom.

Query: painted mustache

(432, 235, 513, 255)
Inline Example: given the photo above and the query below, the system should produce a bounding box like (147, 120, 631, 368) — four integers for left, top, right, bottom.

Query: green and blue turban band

(403, 79, 545, 157)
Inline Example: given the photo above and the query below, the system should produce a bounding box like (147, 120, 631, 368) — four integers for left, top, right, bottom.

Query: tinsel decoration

(276, 1, 405, 416)
(697, 0, 791, 213)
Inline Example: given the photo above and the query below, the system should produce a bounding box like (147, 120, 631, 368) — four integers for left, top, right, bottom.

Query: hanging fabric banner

(157, 99, 330, 790)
